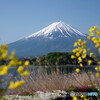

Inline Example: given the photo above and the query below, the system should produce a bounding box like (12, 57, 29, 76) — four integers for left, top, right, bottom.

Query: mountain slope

(8, 21, 91, 57)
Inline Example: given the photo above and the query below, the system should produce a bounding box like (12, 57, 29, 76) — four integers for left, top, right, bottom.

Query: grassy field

(3, 66, 99, 100)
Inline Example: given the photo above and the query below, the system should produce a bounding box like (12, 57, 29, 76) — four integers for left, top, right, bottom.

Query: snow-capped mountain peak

(25, 21, 86, 40)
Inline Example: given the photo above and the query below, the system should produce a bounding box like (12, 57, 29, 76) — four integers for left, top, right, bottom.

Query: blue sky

(0, 0, 100, 44)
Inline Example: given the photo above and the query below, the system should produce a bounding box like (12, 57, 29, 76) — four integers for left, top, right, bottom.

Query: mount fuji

(8, 21, 90, 57)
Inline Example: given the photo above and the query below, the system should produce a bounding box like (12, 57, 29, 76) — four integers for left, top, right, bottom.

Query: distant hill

(8, 21, 94, 57)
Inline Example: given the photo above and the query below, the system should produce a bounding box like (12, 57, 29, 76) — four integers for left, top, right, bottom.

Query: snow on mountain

(8, 21, 90, 57)
(25, 21, 86, 40)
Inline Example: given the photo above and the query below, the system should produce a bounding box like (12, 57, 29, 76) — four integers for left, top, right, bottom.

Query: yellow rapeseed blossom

(84, 98, 88, 100)
(95, 67, 99, 71)
(71, 55, 76, 59)
(81, 95, 86, 98)
(89, 32, 93, 36)
(95, 43, 99, 48)
(83, 41, 87, 44)
(96, 73, 100, 77)
(1, 52, 8, 59)
(8, 60, 15, 67)
(94, 26, 98, 30)
(0, 66, 8, 75)
(92, 37, 98, 41)
(88, 60, 92, 65)
(78, 57, 82, 62)
(95, 31, 100, 36)
(83, 49, 87, 54)
(24, 60, 30, 67)
(74, 42, 78, 47)
(80, 63, 83, 67)
(73, 96, 77, 100)
(89, 27, 94, 33)
(14, 81, 21, 88)
(93, 40, 98, 44)
(8, 81, 15, 89)
(76, 53, 80, 57)
(21, 70, 30, 76)
(98, 61, 100, 65)
(87, 48, 90, 52)
(18, 61, 22, 65)
(72, 49, 76, 53)
(20, 80, 25, 85)
(78, 39, 82, 45)
(90, 53, 93, 57)
(87, 36, 91, 39)
(0, 44, 30, 92)
(82, 54, 86, 59)
(9, 80, 25, 89)
(76, 68, 80, 73)
(17, 66, 24, 73)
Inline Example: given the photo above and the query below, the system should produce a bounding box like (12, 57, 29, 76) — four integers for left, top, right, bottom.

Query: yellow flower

(17, 66, 24, 73)
(72, 49, 76, 53)
(74, 42, 78, 47)
(76, 68, 80, 73)
(88, 60, 92, 65)
(90, 53, 93, 57)
(96, 73, 100, 77)
(20, 80, 25, 85)
(95, 31, 100, 36)
(93, 40, 98, 44)
(9, 81, 15, 89)
(89, 27, 94, 33)
(82, 44, 86, 49)
(8, 60, 17, 67)
(0, 66, 8, 75)
(92, 37, 98, 41)
(84, 98, 88, 100)
(98, 61, 100, 65)
(83, 49, 87, 54)
(76, 53, 80, 57)
(21, 70, 30, 76)
(95, 67, 99, 71)
(81, 95, 85, 98)
(1, 52, 8, 59)
(9, 80, 25, 89)
(78, 39, 82, 45)
(24, 60, 30, 67)
(18, 61, 22, 65)
(71, 55, 76, 59)
(14, 81, 21, 88)
(87, 48, 90, 52)
(83, 41, 87, 44)
(78, 39, 81, 42)
(95, 43, 99, 48)
(82, 54, 86, 59)
(94, 26, 98, 30)
(78, 57, 82, 62)
(73, 96, 77, 100)
(89, 32, 93, 36)
(80, 63, 83, 67)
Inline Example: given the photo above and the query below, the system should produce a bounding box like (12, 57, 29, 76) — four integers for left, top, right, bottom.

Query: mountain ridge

(8, 21, 91, 57)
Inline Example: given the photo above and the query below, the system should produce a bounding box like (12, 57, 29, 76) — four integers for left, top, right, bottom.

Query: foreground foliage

(0, 45, 30, 98)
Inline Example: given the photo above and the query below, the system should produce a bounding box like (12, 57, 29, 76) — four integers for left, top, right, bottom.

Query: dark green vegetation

(0, 52, 96, 66)
(33, 52, 96, 66)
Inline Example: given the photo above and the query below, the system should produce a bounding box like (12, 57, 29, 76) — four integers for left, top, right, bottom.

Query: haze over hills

(8, 21, 92, 57)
